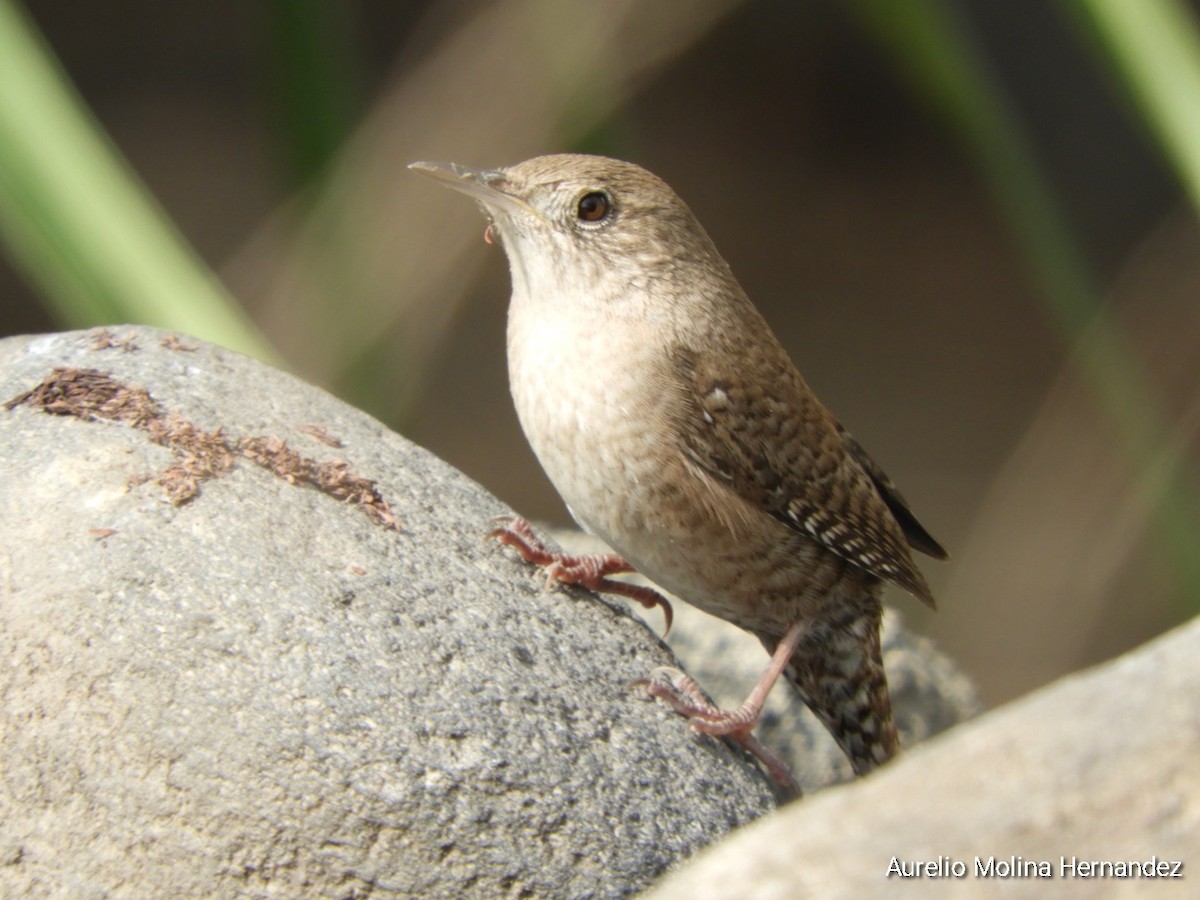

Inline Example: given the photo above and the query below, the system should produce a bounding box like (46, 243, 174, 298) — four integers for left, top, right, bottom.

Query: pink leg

(487, 516, 674, 636)
(636, 619, 808, 794)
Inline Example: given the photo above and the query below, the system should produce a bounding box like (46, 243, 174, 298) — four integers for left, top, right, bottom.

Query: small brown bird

(410, 154, 946, 790)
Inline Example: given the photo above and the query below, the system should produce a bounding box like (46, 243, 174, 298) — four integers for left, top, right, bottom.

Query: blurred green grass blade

(851, 0, 1100, 328)
(261, 0, 361, 189)
(1070, 0, 1200, 212)
(0, 0, 279, 362)
(850, 0, 1200, 606)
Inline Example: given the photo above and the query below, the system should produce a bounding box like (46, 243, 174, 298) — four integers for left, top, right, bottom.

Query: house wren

(410, 154, 946, 789)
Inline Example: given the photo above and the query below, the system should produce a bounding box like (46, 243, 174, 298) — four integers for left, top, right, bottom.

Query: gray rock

(0, 327, 978, 898)
(0, 327, 776, 899)
(645, 614, 1200, 899)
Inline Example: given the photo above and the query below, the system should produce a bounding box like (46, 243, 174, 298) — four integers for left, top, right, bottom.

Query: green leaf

(0, 0, 279, 362)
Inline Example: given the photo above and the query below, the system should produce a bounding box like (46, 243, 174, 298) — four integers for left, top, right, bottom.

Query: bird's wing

(839, 429, 947, 562)
(669, 341, 940, 608)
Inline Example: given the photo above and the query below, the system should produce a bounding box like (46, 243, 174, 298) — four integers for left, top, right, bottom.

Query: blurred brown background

(3, 0, 1197, 706)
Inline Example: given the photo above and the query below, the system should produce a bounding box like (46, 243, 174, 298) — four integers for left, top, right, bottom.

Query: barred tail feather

(762, 595, 898, 775)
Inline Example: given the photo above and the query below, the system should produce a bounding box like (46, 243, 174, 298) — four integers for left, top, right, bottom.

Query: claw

(633, 622, 811, 795)
(636, 668, 799, 795)
(633, 668, 717, 719)
(486, 516, 673, 636)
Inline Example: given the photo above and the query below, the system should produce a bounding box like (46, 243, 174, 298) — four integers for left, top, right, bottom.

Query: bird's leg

(487, 516, 674, 636)
(636, 619, 808, 793)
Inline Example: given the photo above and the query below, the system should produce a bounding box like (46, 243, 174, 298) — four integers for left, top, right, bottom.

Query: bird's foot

(634, 666, 800, 795)
(486, 516, 673, 636)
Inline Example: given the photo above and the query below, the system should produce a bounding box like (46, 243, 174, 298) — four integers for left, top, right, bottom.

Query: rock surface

(0, 327, 977, 897)
(646, 614, 1200, 899)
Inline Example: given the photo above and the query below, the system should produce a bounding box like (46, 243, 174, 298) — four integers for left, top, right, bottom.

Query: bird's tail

(765, 596, 898, 776)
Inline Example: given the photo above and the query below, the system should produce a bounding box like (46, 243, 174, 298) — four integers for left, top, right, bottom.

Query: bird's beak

(408, 160, 541, 222)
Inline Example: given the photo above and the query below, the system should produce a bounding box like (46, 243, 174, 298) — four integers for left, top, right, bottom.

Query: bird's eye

(576, 191, 611, 222)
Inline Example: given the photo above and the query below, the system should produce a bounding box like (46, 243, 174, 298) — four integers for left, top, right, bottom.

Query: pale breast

(505, 299, 861, 633)
(507, 302, 670, 539)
